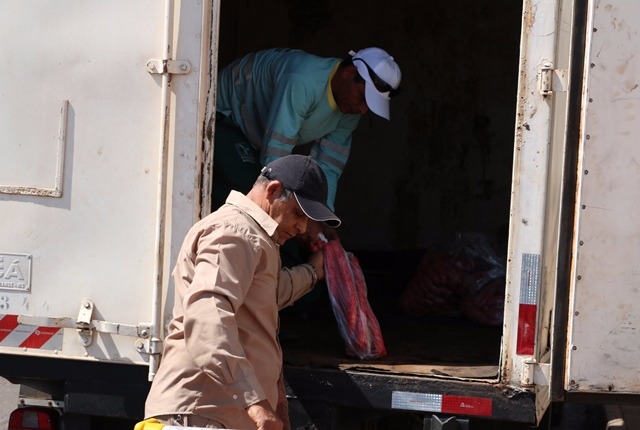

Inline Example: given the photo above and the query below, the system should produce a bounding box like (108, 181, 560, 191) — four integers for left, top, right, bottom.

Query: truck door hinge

(76, 299, 94, 346)
(539, 66, 568, 96)
(146, 59, 191, 75)
(521, 358, 550, 387)
(135, 337, 163, 356)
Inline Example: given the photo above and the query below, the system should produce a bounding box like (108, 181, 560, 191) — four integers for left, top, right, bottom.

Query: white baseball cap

(349, 47, 401, 120)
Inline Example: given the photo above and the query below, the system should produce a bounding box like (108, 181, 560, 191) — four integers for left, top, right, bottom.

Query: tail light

(8, 407, 58, 430)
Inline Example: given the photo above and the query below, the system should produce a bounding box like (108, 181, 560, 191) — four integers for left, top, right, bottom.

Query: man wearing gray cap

(211, 47, 402, 218)
(145, 155, 340, 429)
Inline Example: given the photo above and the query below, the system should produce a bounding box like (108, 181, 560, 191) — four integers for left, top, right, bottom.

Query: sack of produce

(460, 276, 505, 326)
(399, 233, 506, 326)
(398, 250, 472, 315)
(323, 240, 387, 359)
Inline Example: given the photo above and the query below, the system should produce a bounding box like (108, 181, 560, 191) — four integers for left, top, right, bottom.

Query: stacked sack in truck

(398, 233, 506, 326)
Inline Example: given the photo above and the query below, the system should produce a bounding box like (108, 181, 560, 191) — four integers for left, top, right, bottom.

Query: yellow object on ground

(134, 418, 164, 430)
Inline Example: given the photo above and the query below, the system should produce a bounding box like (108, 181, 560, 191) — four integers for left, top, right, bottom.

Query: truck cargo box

(2, 0, 640, 428)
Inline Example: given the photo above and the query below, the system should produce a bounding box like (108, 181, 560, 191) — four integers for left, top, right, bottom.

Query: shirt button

(233, 395, 238, 399)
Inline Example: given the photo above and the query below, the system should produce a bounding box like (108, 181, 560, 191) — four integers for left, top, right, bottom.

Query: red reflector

(8, 407, 57, 430)
(441, 395, 492, 417)
(19, 326, 61, 349)
(0, 314, 20, 342)
(516, 303, 537, 355)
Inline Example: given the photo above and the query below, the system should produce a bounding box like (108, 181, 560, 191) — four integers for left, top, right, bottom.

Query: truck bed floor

(280, 307, 501, 380)
(280, 249, 503, 381)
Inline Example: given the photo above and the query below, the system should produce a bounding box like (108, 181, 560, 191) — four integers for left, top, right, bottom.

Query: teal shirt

(216, 48, 361, 209)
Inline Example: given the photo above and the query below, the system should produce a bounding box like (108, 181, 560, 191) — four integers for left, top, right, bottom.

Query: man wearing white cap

(211, 47, 402, 218)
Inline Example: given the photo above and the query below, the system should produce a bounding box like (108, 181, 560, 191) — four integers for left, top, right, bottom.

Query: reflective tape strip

(392, 391, 492, 417)
(0, 314, 63, 350)
(0, 314, 19, 342)
(516, 253, 541, 355)
(519, 253, 540, 305)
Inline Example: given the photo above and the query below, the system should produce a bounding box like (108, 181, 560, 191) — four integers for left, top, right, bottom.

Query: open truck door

(501, 0, 576, 423)
(0, 0, 218, 424)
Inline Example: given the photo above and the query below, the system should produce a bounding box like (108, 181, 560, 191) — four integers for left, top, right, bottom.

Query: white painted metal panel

(567, 0, 640, 394)
(0, 1, 212, 369)
(502, 0, 577, 422)
(503, 0, 570, 406)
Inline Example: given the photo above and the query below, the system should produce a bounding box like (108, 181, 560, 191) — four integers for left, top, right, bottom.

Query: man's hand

(246, 400, 283, 430)
(298, 221, 340, 254)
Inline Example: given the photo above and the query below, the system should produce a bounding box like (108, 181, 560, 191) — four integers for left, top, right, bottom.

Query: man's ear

(342, 65, 358, 79)
(265, 180, 282, 202)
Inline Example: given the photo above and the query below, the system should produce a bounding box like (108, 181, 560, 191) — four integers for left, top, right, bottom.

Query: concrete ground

(0, 378, 19, 429)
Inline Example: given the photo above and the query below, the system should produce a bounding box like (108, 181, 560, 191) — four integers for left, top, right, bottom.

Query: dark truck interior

(217, 0, 523, 382)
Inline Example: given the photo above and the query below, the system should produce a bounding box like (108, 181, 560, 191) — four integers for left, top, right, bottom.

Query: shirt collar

(225, 190, 280, 240)
(327, 61, 340, 110)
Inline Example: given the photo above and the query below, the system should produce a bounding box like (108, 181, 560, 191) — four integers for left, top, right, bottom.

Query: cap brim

(294, 194, 341, 228)
(364, 82, 391, 120)
(353, 60, 392, 120)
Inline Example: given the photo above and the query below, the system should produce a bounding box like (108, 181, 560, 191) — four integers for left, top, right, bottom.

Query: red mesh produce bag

(398, 250, 473, 316)
(399, 233, 506, 326)
(460, 277, 505, 326)
(323, 240, 387, 359)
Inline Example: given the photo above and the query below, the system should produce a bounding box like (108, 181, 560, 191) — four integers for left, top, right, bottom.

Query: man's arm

(182, 224, 267, 408)
(309, 114, 360, 209)
(276, 249, 325, 309)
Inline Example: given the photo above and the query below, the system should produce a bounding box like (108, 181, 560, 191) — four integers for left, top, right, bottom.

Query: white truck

(1, 0, 638, 428)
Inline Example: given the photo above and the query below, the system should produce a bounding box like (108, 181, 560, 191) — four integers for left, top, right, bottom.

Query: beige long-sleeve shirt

(145, 191, 316, 429)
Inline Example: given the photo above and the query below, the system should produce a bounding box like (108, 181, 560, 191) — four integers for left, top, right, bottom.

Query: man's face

(269, 190, 310, 246)
(334, 67, 369, 115)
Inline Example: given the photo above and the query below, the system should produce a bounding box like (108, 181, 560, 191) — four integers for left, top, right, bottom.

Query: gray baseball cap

(261, 155, 341, 228)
